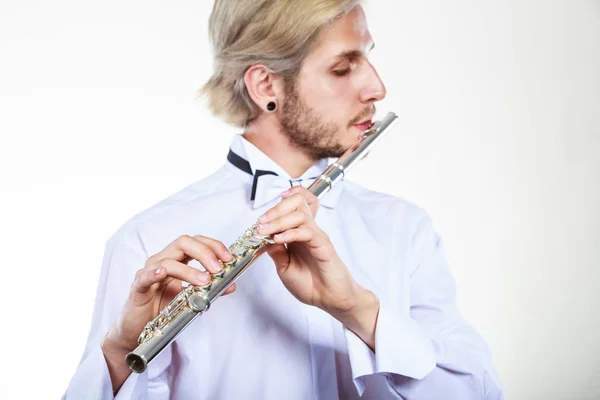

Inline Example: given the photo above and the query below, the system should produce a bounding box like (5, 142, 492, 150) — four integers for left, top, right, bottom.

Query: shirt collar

(227, 134, 344, 209)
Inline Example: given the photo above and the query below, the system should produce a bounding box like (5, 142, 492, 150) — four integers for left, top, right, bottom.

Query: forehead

(306, 6, 373, 63)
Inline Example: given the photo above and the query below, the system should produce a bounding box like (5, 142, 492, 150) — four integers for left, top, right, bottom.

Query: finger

(257, 210, 307, 236)
(145, 235, 195, 267)
(281, 187, 319, 217)
(135, 259, 211, 294)
(223, 283, 237, 295)
(192, 235, 234, 263)
(145, 235, 196, 267)
(272, 227, 315, 244)
(257, 193, 312, 226)
(265, 243, 290, 272)
(183, 236, 232, 274)
(146, 235, 233, 274)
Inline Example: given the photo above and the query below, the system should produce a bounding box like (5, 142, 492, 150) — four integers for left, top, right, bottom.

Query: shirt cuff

(115, 368, 148, 400)
(64, 341, 148, 400)
(344, 302, 436, 395)
(63, 342, 117, 400)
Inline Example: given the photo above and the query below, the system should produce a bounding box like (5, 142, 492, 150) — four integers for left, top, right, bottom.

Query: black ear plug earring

(267, 101, 276, 111)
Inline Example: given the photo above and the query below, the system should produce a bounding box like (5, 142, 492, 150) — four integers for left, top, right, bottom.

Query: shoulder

(105, 165, 235, 250)
(338, 181, 439, 277)
(341, 180, 430, 229)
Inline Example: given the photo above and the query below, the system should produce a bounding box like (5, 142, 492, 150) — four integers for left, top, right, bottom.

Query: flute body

(125, 112, 399, 373)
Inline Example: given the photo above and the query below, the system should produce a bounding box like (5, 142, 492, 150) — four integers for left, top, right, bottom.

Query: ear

(244, 64, 285, 112)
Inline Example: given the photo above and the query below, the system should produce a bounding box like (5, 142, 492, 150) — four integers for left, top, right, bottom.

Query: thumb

(265, 243, 290, 272)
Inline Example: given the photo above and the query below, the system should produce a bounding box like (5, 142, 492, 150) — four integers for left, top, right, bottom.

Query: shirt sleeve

(62, 230, 171, 399)
(345, 210, 504, 399)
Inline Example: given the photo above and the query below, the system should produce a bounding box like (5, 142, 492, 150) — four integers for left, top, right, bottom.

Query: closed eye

(332, 68, 351, 76)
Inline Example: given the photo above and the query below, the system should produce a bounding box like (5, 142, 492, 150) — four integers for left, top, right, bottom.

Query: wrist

(332, 285, 378, 321)
(102, 328, 133, 360)
(102, 328, 135, 394)
(331, 286, 380, 350)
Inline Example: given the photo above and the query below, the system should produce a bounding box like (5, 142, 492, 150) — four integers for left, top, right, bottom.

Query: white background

(0, 1, 598, 399)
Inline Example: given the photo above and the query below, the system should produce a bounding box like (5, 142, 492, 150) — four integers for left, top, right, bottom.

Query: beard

(281, 80, 347, 161)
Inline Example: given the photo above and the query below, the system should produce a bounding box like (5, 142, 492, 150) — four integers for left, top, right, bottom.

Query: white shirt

(64, 134, 503, 399)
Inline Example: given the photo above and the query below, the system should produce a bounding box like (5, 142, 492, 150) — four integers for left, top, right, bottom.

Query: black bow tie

(227, 149, 320, 206)
(227, 149, 342, 209)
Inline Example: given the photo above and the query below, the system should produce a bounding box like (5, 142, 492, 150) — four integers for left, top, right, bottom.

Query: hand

(258, 186, 380, 350)
(102, 234, 237, 392)
(103, 235, 236, 356)
(257, 186, 364, 316)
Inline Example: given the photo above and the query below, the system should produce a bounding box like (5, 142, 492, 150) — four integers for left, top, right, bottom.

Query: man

(65, 0, 503, 398)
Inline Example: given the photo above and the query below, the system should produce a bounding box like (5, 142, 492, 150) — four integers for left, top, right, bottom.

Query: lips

(354, 120, 373, 132)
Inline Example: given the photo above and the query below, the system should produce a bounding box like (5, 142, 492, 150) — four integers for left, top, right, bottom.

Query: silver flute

(126, 112, 399, 373)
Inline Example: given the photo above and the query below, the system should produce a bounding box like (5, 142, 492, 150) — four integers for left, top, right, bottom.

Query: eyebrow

(333, 42, 375, 61)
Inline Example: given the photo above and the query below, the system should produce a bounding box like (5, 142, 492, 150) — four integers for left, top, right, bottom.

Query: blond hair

(199, 0, 361, 127)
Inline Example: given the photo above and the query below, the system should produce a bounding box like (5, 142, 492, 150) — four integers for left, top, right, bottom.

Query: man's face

(281, 5, 386, 160)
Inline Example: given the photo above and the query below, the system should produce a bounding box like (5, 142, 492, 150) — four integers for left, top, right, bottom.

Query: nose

(359, 60, 386, 103)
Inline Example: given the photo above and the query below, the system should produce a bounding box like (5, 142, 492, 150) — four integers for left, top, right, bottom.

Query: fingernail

(212, 260, 223, 272)
(258, 224, 270, 234)
(258, 214, 268, 223)
(197, 273, 210, 283)
(155, 267, 162, 275)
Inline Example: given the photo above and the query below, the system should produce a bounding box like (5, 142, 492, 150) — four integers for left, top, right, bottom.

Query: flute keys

(254, 235, 276, 245)
(243, 236, 262, 248)
(223, 258, 237, 270)
(211, 270, 226, 281)
(188, 295, 210, 312)
(138, 322, 154, 344)
(230, 243, 247, 258)
(198, 282, 212, 293)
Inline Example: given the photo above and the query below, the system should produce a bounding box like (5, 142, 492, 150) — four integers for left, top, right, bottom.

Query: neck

(242, 115, 317, 179)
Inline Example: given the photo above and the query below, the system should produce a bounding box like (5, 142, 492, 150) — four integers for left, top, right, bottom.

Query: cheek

(304, 75, 356, 121)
